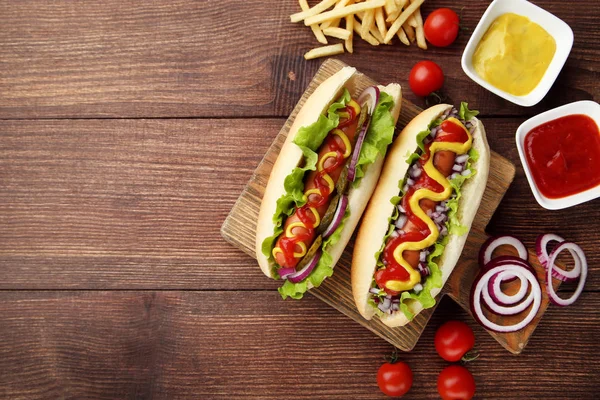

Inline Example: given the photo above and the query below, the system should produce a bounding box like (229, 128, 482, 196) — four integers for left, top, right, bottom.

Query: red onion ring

(545, 241, 588, 307)
(278, 267, 296, 280)
(483, 270, 534, 315)
(347, 86, 379, 182)
(322, 195, 348, 238)
(482, 256, 532, 284)
(536, 233, 580, 282)
(488, 270, 529, 306)
(471, 264, 542, 333)
(357, 86, 380, 115)
(479, 235, 528, 267)
(287, 249, 322, 283)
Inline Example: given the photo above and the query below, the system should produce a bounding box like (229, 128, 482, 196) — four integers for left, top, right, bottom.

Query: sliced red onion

(417, 263, 430, 277)
(452, 164, 463, 172)
(461, 169, 471, 176)
(483, 269, 534, 314)
(483, 256, 532, 283)
(390, 230, 400, 239)
(322, 195, 348, 238)
(413, 283, 423, 293)
(347, 87, 380, 182)
(489, 270, 530, 306)
(455, 154, 469, 164)
(278, 267, 296, 280)
(536, 233, 580, 282)
(287, 249, 322, 283)
(397, 204, 406, 213)
(471, 264, 542, 333)
(347, 116, 370, 182)
(357, 86, 380, 115)
(419, 251, 427, 263)
(406, 178, 415, 186)
(369, 287, 381, 295)
(545, 242, 587, 306)
(479, 235, 528, 268)
(395, 215, 407, 229)
(440, 226, 448, 236)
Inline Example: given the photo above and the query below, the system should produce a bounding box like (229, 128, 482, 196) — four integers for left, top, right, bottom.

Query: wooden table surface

(1, 1, 598, 399)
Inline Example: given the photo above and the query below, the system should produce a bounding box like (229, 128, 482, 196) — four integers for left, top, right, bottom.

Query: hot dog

(256, 66, 402, 300)
(352, 103, 490, 327)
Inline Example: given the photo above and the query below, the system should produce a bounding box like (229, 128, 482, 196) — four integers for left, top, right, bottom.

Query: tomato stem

(384, 347, 400, 364)
(425, 91, 446, 107)
(461, 349, 480, 363)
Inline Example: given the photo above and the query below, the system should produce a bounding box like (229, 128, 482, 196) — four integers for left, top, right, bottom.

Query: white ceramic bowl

(461, 0, 573, 107)
(515, 100, 600, 210)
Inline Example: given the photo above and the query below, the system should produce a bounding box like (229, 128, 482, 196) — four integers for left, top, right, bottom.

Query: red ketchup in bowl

(524, 114, 600, 199)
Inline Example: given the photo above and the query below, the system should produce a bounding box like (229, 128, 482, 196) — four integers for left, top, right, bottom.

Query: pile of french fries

(291, 0, 427, 60)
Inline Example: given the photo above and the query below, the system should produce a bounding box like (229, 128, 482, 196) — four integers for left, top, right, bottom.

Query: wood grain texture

(222, 59, 557, 353)
(1, 116, 597, 291)
(1, 0, 598, 118)
(0, 290, 598, 400)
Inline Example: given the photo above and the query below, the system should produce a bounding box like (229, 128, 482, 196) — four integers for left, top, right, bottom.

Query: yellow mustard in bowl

(472, 13, 556, 97)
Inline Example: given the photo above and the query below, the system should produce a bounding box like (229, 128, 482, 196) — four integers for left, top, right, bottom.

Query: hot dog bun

(256, 66, 402, 289)
(352, 104, 490, 327)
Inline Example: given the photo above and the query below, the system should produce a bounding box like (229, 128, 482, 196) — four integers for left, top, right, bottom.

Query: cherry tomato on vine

(435, 320, 475, 362)
(437, 365, 476, 400)
(424, 8, 460, 47)
(377, 361, 413, 397)
(409, 61, 444, 97)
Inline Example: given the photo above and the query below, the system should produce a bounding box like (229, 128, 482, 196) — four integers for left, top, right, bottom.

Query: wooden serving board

(221, 59, 557, 354)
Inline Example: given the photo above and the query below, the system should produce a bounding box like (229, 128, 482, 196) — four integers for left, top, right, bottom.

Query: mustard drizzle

(272, 100, 360, 262)
(385, 118, 473, 292)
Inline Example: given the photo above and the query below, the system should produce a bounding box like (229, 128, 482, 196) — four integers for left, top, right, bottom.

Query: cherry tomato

(377, 361, 413, 397)
(424, 8, 460, 47)
(437, 365, 476, 400)
(409, 61, 444, 97)
(435, 320, 475, 362)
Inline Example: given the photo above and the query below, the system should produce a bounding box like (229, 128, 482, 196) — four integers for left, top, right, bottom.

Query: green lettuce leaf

(352, 92, 396, 187)
(459, 102, 479, 121)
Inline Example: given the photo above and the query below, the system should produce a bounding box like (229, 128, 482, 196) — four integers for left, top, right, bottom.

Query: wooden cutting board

(221, 58, 558, 354)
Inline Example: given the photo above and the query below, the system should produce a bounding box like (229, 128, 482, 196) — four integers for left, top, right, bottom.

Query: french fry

(304, 0, 386, 26)
(384, 0, 398, 16)
(320, 0, 353, 29)
(353, 17, 380, 46)
(357, 11, 385, 43)
(386, 0, 407, 22)
(413, 6, 427, 49)
(407, 0, 418, 29)
(299, 0, 328, 44)
(304, 43, 345, 60)
(396, 27, 410, 45)
(345, 15, 354, 53)
(360, 8, 375, 40)
(404, 23, 416, 43)
(375, 7, 388, 39)
(291, 0, 338, 23)
(323, 26, 351, 40)
(384, 0, 424, 43)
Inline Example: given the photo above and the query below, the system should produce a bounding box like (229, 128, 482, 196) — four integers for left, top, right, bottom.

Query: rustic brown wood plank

(0, 1, 598, 118)
(1, 115, 598, 291)
(0, 290, 597, 399)
(0, 118, 279, 289)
